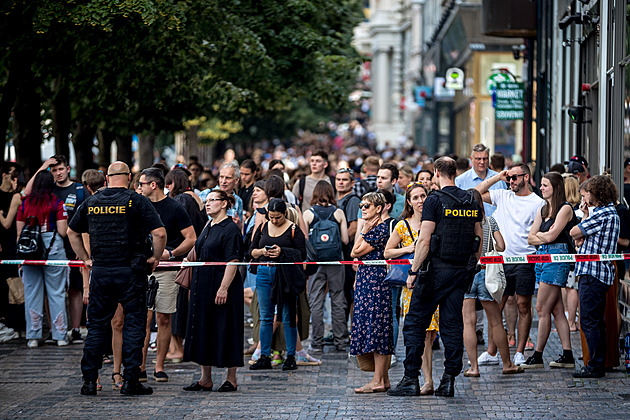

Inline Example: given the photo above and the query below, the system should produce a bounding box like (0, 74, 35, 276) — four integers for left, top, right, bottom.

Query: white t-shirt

(490, 189, 544, 256)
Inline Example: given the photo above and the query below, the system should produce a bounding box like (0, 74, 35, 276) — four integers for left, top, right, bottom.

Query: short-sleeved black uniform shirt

(421, 186, 482, 225)
(151, 196, 193, 257)
(69, 188, 163, 266)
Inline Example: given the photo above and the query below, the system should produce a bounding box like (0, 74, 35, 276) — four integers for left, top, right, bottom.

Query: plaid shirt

(574, 203, 620, 285)
(352, 174, 377, 198)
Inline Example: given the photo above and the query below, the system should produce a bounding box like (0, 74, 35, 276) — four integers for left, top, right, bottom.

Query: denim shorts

(464, 269, 494, 301)
(535, 243, 571, 287)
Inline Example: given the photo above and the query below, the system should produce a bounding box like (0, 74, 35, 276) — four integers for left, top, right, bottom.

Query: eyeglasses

(138, 181, 153, 186)
(337, 168, 354, 177)
(506, 174, 527, 182)
(359, 202, 373, 210)
(108, 172, 130, 177)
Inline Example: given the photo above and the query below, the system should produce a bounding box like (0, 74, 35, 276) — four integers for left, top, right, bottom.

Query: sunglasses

(359, 202, 373, 210)
(506, 174, 526, 182)
(337, 168, 354, 177)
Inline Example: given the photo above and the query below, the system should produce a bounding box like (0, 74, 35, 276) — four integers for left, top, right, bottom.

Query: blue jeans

(535, 243, 570, 287)
(256, 266, 297, 357)
(464, 269, 494, 301)
(22, 232, 68, 340)
(391, 286, 402, 349)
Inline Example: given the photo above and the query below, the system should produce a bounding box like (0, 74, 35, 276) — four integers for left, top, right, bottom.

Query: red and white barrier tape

(0, 253, 628, 268)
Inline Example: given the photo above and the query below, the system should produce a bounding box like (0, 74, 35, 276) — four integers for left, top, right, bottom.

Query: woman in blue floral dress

(350, 192, 393, 393)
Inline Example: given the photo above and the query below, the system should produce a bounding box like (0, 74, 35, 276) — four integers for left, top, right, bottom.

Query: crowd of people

(0, 140, 627, 396)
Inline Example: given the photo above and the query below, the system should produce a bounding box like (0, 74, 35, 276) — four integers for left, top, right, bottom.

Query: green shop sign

(495, 82, 524, 120)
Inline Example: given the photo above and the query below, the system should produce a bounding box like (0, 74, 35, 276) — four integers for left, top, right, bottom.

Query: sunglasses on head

(506, 173, 526, 182)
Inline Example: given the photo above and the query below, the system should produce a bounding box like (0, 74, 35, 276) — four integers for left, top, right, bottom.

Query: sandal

(271, 350, 284, 366)
(502, 366, 524, 375)
(463, 369, 480, 378)
(96, 377, 102, 392)
(102, 355, 113, 365)
(111, 372, 123, 390)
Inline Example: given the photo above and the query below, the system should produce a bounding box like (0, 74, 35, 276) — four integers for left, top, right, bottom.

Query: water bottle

(625, 332, 630, 376)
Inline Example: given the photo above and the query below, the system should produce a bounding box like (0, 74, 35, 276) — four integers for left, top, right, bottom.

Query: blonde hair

(563, 175, 580, 207)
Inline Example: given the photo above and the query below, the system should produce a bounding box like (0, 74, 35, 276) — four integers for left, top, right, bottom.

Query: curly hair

(585, 175, 618, 206)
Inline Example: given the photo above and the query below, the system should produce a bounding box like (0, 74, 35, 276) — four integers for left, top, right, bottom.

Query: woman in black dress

(183, 190, 244, 392)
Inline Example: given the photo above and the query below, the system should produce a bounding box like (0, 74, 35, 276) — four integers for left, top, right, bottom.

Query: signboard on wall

(445, 68, 465, 90)
(495, 82, 524, 120)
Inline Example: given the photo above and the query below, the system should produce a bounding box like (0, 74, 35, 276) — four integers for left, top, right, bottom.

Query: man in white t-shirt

(475, 163, 544, 366)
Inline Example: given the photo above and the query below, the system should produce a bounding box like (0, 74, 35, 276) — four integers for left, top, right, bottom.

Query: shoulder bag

(175, 247, 196, 290)
(484, 217, 506, 303)
(384, 220, 415, 287)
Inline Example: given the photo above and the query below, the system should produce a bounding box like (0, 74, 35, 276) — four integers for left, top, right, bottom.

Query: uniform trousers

(81, 266, 147, 383)
(403, 263, 467, 378)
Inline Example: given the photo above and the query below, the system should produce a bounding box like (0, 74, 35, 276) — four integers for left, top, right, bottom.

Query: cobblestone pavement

(1, 317, 630, 419)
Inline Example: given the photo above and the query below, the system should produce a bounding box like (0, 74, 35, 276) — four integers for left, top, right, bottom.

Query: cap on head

(565, 155, 588, 168)
(567, 161, 585, 174)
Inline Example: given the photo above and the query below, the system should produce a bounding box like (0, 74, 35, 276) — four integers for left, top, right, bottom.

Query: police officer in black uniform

(68, 162, 166, 396)
(388, 157, 482, 398)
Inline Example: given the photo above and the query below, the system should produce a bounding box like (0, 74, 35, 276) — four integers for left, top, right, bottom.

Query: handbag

(483, 217, 506, 303)
(174, 247, 196, 290)
(384, 220, 415, 287)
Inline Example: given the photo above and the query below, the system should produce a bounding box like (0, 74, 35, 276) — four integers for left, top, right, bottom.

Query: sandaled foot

(463, 369, 480, 377)
(502, 366, 525, 374)
(111, 372, 123, 390)
(420, 383, 434, 395)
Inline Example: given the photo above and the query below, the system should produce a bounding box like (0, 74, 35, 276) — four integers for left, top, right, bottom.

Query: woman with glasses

(183, 189, 244, 392)
(384, 183, 439, 394)
(350, 192, 393, 393)
(523, 172, 575, 369)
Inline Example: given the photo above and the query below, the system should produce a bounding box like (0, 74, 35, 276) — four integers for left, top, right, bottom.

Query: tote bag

(484, 218, 506, 303)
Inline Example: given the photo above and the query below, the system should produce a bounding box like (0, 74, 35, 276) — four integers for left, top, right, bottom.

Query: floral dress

(350, 222, 393, 356)
(396, 220, 439, 331)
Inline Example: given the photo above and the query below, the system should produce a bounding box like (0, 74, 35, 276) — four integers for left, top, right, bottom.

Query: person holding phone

(248, 199, 306, 371)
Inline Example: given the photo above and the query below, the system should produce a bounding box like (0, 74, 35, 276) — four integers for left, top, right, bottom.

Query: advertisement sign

(445, 68, 464, 90)
(495, 82, 524, 120)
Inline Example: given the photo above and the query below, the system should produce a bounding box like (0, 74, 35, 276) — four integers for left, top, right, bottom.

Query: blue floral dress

(350, 222, 393, 356)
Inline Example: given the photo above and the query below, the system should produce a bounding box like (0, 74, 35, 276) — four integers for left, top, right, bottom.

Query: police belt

(429, 257, 467, 270)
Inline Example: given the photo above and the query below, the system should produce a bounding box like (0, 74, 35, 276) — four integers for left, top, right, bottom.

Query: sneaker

(121, 381, 153, 395)
(0, 331, 18, 343)
(57, 340, 69, 347)
(148, 341, 157, 352)
(69, 329, 84, 344)
(549, 354, 575, 368)
(390, 354, 398, 367)
(44, 333, 55, 344)
(138, 371, 148, 383)
(572, 366, 605, 378)
(513, 352, 526, 366)
(308, 344, 323, 354)
(153, 371, 168, 382)
(27, 339, 39, 348)
(282, 355, 298, 371)
(323, 331, 334, 344)
(80, 381, 98, 396)
(0, 322, 15, 335)
(477, 351, 500, 365)
(249, 354, 272, 370)
(521, 355, 544, 369)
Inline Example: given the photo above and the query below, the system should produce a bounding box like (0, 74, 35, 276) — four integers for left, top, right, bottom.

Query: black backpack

(17, 216, 57, 260)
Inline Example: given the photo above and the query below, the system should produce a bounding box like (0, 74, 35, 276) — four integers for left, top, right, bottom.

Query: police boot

(434, 373, 455, 397)
(121, 381, 153, 396)
(80, 381, 97, 396)
(386, 376, 420, 396)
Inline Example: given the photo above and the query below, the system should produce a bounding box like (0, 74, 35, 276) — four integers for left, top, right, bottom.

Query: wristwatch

(168, 250, 175, 261)
(408, 269, 418, 276)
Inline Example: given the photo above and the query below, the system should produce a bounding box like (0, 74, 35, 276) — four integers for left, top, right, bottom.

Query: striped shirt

(574, 203, 620, 285)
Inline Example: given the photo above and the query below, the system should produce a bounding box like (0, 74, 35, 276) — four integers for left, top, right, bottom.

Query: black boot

(80, 381, 97, 396)
(387, 376, 420, 396)
(282, 355, 297, 371)
(249, 354, 272, 370)
(120, 381, 153, 395)
(434, 373, 455, 397)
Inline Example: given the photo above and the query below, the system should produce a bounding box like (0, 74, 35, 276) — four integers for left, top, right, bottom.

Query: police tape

(0, 253, 628, 268)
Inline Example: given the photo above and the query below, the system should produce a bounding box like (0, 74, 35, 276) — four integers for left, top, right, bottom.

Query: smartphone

(264, 245, 274, 250)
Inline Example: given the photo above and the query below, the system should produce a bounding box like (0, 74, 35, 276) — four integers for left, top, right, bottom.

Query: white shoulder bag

(484, 217, 506, 303)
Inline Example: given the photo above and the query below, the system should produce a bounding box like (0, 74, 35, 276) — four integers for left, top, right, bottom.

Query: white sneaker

(477, 351, 500, 365)
(513, 352, 526, 366)
(0, 331, 18, 343)
(27, 340, 39, 348)
(0, 322, 14, 335)
(56, 340, 69, 347)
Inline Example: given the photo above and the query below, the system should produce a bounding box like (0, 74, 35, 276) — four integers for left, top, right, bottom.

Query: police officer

(388, 157, 482, 398)
(68, 162, 166, 396)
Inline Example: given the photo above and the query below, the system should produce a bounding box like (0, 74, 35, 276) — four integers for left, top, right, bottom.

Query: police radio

(146, 275, 159, 308)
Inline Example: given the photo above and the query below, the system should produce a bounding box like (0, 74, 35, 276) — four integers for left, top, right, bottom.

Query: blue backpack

(308, 206, 342, 262)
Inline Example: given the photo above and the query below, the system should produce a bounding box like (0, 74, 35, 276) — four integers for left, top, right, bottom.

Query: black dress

(183, 218, 244, 367)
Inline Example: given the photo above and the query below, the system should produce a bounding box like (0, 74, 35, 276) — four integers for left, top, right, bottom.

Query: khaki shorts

(152, 270, 178, 314)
